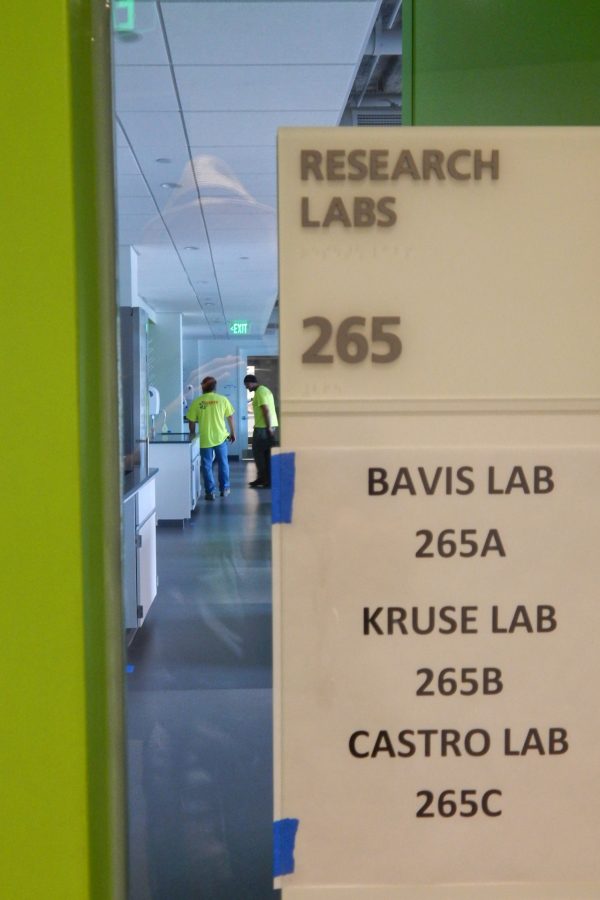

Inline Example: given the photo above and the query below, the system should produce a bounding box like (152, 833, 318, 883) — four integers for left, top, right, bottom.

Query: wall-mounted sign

(275, 127, 600, 898)
(277, 127, 600, 414)
(274, 447, 600, 888)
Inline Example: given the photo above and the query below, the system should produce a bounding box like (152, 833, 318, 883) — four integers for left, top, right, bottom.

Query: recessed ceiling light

(240, 256, 249, 260)
(183, 246, 198, 251)
(160, 182, 180, 189)
(203, 302, 215, 308)
(155, 158, 171, 164)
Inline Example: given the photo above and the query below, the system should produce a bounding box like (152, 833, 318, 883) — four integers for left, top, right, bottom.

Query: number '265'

(302, 316, 402, 364)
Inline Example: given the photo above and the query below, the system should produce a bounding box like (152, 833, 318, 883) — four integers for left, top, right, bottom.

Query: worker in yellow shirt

(186, 376, 236, 500)
(243, 374, 278, 488)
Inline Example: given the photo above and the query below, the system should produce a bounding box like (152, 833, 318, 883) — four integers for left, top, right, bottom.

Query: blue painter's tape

(271, 452, 296, 524)
(126, 665, 135, 674)
(273, 818, 299, 877)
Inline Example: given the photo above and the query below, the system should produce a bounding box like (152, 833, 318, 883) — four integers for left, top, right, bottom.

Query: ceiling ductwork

(341, 0, 403, 127)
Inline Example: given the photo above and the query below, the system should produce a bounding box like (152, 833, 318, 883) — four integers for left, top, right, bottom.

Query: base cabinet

(122, 495, 138, 629)
(149, 436, 201, 521)
(122, 471, 158, 629)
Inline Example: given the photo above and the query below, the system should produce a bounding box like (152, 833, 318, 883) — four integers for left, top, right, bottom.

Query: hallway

(126, 462, 280, 899)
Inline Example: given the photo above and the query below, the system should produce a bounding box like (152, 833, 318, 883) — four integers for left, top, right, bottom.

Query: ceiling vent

(356, 109, 401, 127)
(340, 0, 402, 130)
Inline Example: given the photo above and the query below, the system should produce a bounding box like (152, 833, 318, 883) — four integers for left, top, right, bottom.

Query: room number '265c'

(302, 316, 402, 364)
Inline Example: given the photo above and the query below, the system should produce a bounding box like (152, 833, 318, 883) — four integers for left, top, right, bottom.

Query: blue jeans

(200, 441, 230, 495)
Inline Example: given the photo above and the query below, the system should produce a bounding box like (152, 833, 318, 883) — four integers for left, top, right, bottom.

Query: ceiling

(112, 0, 402, 339)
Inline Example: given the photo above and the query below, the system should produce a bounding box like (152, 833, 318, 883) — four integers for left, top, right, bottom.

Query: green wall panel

(0, 1, 124, 898)
(407, 0, 600, 125)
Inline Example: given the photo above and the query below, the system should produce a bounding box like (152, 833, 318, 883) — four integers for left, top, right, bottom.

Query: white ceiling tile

(188, 169, 277, 201)
(116, 146, 140, 175)
(136, 246, 198, 301)
(219, 272, 276, 290)
(208, 229, 277, 247)
(186, 155, 260, 203)
(119, 195, 158, 215)
(214, 253, 276, 273)
(132, 151, 190, 186)
(114, 65, 178, 112)
(204, 210, 275, 231)
(137, 151, 188, 172)
(248, 196, 277, 208)
(119, 111, 188, 156)
(175, 64, 357, 112)
(190, 146, 276, 175)
(162, 2, 378, 66)
(230, 174, 277, 199)
(186, 110, 338, 146)
(117, 174, 151, 197)
(202, 196, 275, 218)
(154, 190, 210, 239)
(118, 213, 165, 245)
(170, 249, 215, 280)
(116, 122, 129, 147)
(150, 180, 196, 213)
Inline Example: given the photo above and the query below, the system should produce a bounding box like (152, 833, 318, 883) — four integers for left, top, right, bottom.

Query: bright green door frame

(0, 1, 125, 897)
(71, 1, 127, 897)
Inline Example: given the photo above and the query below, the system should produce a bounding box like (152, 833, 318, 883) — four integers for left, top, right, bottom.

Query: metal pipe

(365, 23, 402, 55)
(356, 54, 380, 107)
(386, 0, 403, 30)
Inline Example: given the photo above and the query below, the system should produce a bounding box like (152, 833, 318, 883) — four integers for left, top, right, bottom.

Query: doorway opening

(245, 355, 279, 455)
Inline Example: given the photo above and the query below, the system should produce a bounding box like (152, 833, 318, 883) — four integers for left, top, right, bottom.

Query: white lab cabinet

(149, 434, 201, 521)
(136, 479, 157, 625)
(122, 469, 158, 629)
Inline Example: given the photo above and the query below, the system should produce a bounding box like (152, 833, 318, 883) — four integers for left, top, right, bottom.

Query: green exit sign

(229, 321, 251, 335)
(113, 0, 135, 31)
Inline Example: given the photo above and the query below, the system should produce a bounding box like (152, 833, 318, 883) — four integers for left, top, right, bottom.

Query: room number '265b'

(302, 316, 402, 363)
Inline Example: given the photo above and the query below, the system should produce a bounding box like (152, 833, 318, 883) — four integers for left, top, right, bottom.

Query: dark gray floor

(126, 462, 280, 899)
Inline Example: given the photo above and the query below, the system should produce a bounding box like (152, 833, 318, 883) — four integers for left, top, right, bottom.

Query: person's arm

(186, 399, 197, 435)
(226, 414, 236, 442)
(260, 404, 274, 434)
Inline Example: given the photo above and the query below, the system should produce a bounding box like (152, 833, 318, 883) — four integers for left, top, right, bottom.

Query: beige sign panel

(273, 447, 600, 893)
(276, 127, 600, 898)
(278, 127, 600, 413)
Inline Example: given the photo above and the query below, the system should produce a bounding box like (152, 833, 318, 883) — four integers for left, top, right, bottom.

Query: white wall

(150, 313, 183, 433)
